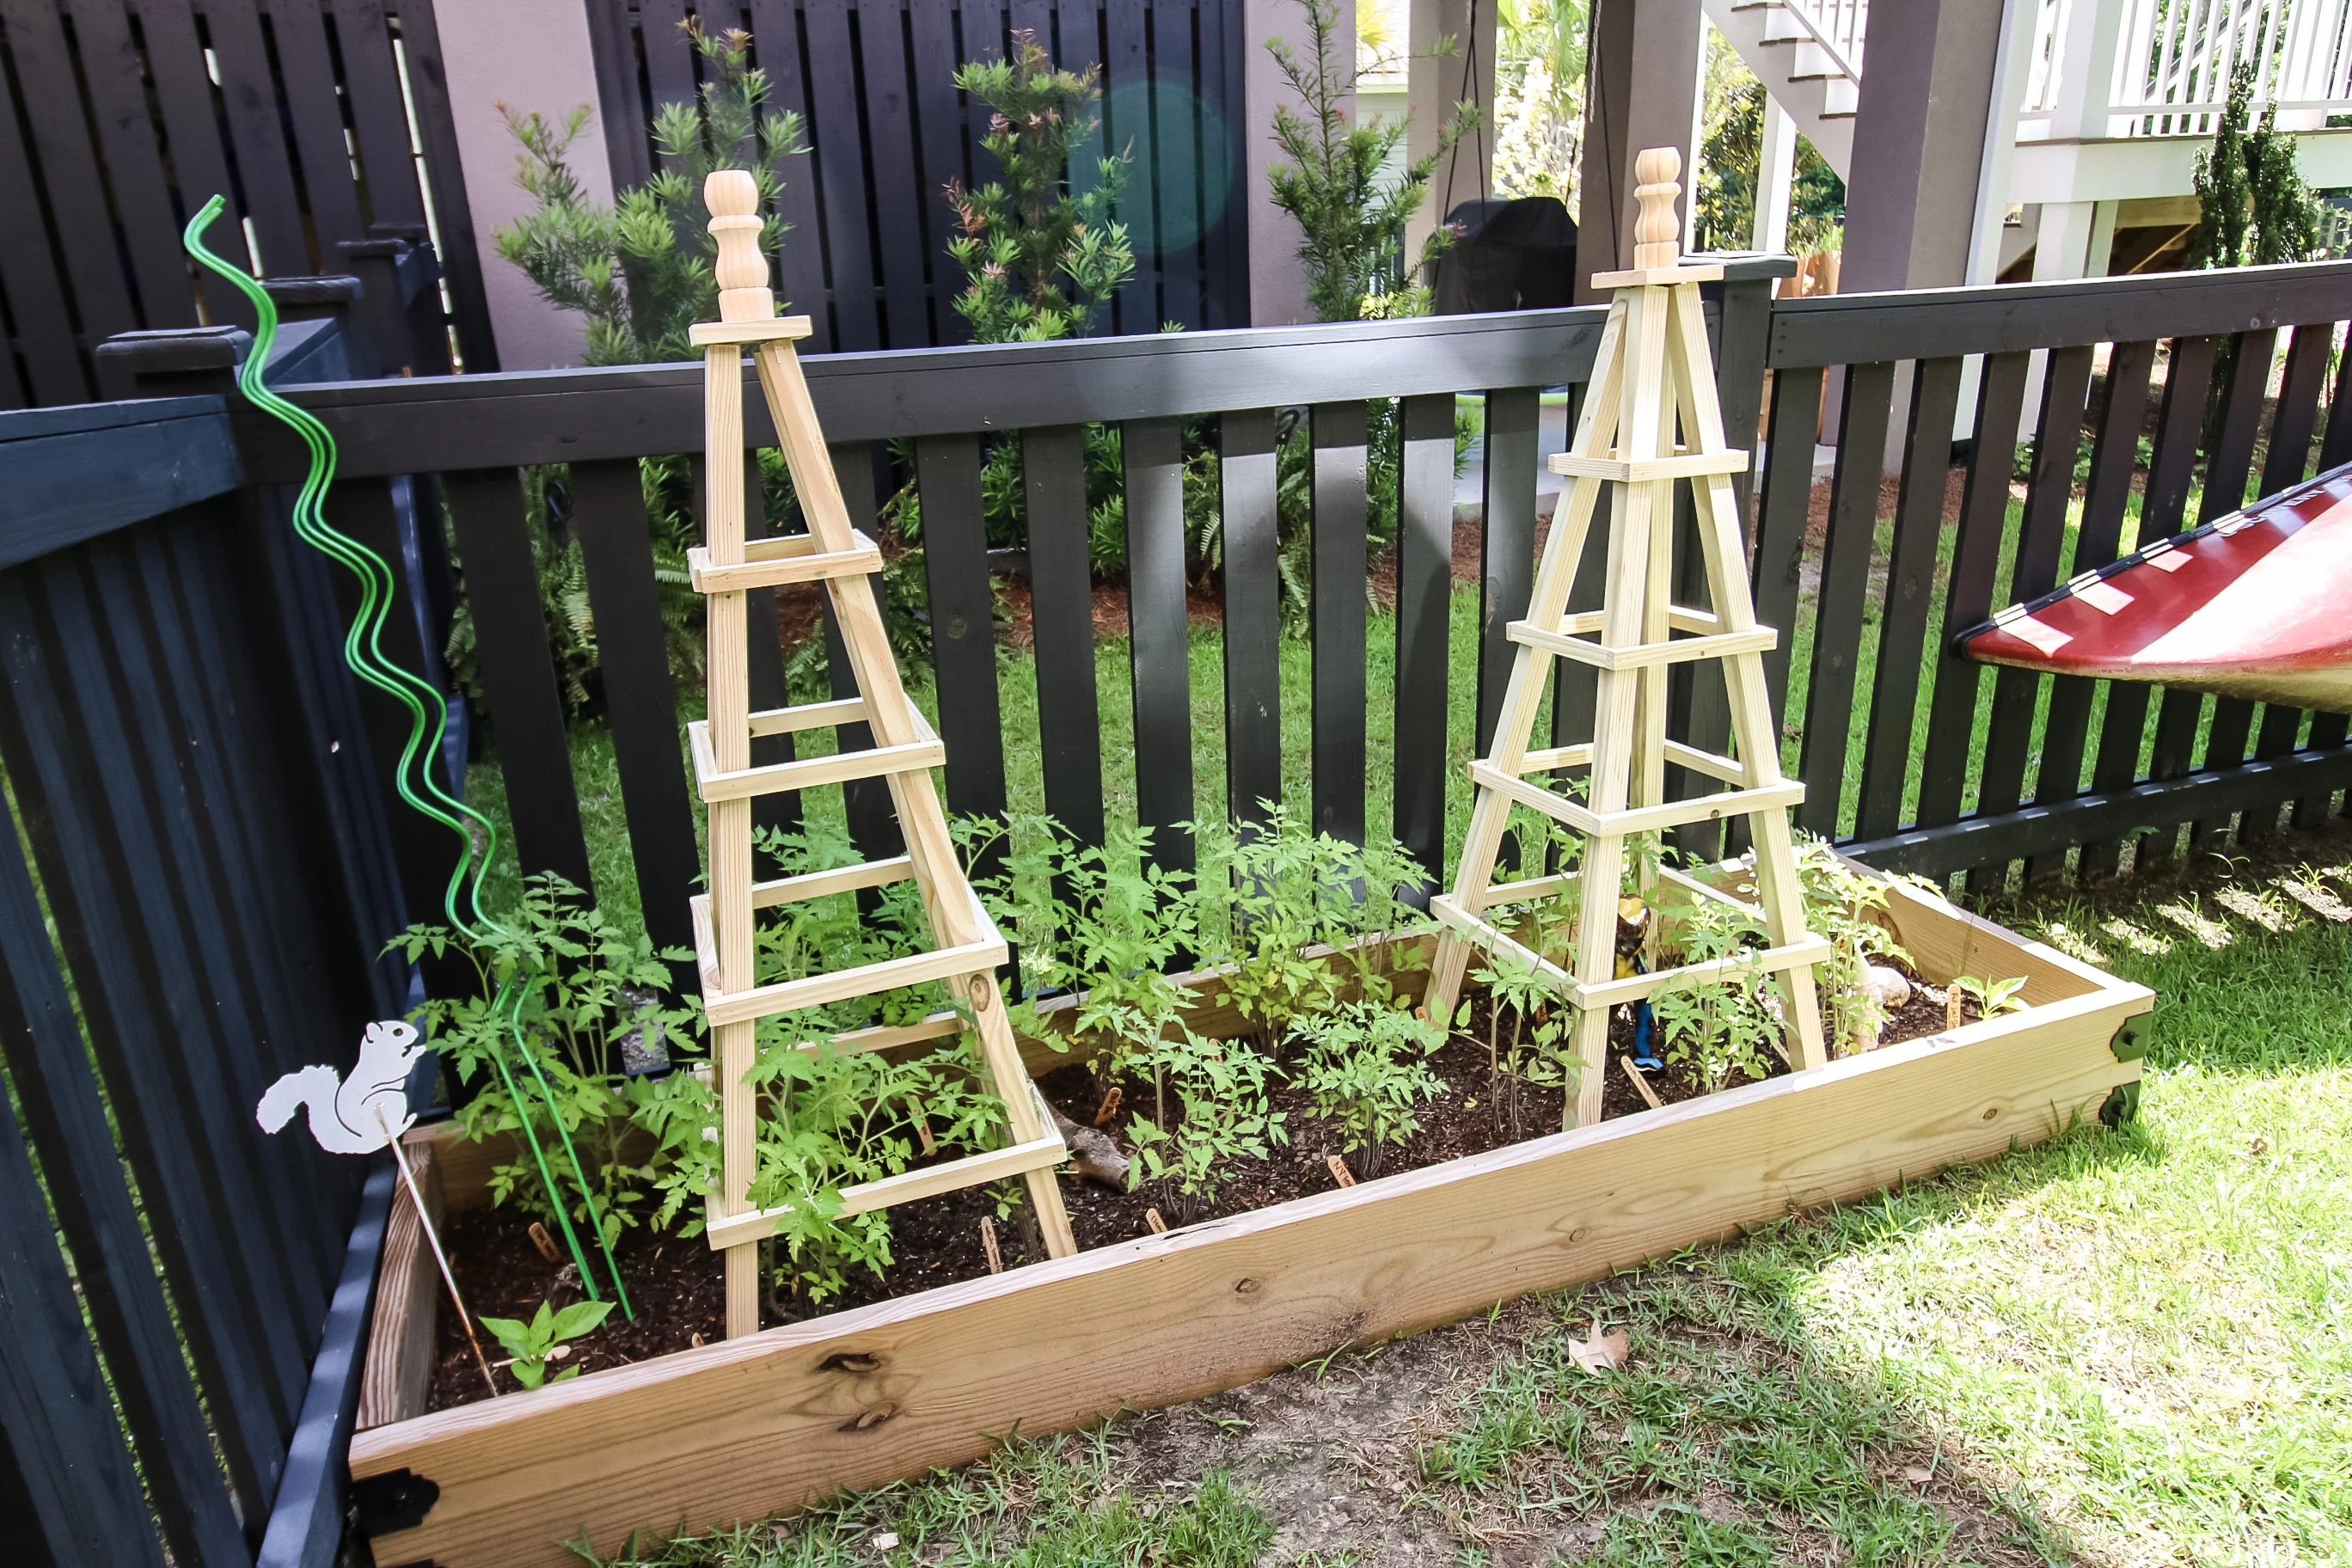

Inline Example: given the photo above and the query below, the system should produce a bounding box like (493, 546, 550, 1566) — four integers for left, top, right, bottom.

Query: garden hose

(185, 199, 631, 1318)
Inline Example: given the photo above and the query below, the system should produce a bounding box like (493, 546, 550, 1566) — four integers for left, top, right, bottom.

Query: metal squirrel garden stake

(258, 1022, 499, 1397)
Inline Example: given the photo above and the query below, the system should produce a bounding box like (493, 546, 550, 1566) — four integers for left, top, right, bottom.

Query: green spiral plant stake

(185, 197, 630, 1318)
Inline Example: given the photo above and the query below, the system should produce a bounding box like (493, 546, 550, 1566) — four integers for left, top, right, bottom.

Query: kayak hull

(1955, 462, 2352, 716)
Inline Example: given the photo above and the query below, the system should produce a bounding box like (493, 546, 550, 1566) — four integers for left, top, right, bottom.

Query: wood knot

(1981, 1106, 2000, 1121)
(967, 974, 995, 1012)
(1234, 1277, 1261, 1295)
(819, 1351, 882, 1374)
(841, 1403, 898, 1432)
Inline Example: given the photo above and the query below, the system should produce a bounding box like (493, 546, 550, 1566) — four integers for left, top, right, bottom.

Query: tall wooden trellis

(1425, 149, 1828, 1127)
(689, 171, 1074, 1336)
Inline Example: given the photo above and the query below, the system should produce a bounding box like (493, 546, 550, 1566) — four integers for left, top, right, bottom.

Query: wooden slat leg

(1569, 832, 1626, 1128)
(1746, 806, 1829, 1069)
(1426, 786, 1514, 1018)
(965, 986, 1075, 1258)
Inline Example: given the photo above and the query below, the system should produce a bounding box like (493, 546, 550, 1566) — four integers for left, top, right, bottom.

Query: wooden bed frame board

(351, 882, 2147, 1567)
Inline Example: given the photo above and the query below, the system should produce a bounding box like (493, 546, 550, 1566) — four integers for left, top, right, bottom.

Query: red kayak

(1955, 462, 2352, 714)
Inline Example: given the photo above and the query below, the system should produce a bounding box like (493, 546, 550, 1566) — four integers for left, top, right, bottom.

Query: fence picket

(2073, 340, 2162, 878)
(1026, 425, 1108, 848)
(442, 469, 597, 894)
(1311, 401, 1369, 846)
(1393, 395, 1455, 885)
(858, 0, 935, 350)
(1854, 357, 1963, 842)
(1753, 365, 1821, 732)
(268, 0, 371, 248)
(1221, 409, 1283, 822)
(2300, 339, 2352, 827)
(824, 443, 908, 870)
(330, 0, 432, 229)
(0, 817, 248, 1568)
(2248, 322, 2334, 785)
(0, 0, 138, 346)
(1798, 361, 1895, 838)
(2023, 340, 2157, 879)
(918, 433, 1012, 848)
(2190, 328, 2277, 847)
(52, 0, 194, 332)
(1477, 389, 1540, 753)
(805, 0, 887, 352)
(570, 458, 703, 977)
(1914, 350, 2030, 833)
(2142, 334, 2223, 814)
(0, 1076, 167, 1566)
(1122, 417, 1195, 872)
(1970, 344, 2094, 889)
(0, 568, 302, 1497)
(0, 60, 86, 406)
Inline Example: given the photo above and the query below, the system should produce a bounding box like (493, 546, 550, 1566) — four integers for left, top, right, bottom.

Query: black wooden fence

(589, 0, 1252, 351)
(127, 253, 2352, 985)
(0, 351, 413, 1559)
(10, 254, 2352, 1565)
(0, 0, 491, 407)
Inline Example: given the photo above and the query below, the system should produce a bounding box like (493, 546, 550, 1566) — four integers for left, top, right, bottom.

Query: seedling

(1294, 1001, 1447, 1179)
(481, 1297, 616, 1389)
(1951, 974, 2029, 1017)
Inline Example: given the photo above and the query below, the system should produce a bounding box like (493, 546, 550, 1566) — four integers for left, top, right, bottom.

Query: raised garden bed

(351, 872, 2147, 1566)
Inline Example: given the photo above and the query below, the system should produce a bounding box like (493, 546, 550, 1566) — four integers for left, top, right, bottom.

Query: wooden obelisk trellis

(689, 170, 1074, 1338)
(1424, 149, 1830, 1128)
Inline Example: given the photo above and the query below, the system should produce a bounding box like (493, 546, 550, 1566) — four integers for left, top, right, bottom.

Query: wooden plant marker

(1424, 146, 1830, 1130)
(691, 170, 1074, 1337)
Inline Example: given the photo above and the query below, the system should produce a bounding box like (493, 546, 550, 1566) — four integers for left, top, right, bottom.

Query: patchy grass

(581, 1428, 1282, 1566)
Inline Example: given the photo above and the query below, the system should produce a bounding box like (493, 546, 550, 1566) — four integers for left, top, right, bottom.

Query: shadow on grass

(1413, 1118, 2156, 1566)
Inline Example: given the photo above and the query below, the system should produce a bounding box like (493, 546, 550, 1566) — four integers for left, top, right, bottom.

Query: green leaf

(549, 1299, 617, 1342)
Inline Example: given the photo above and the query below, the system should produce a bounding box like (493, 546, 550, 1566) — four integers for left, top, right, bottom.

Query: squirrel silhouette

(256, 1020, 426, 1155)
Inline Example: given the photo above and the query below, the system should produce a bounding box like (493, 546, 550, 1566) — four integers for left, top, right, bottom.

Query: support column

(1751, 97, 1797, 261)
(432, 0, 618, 370)
(1405, 0, 1496, 274)
(1840, 0, 2005, 295)
(1575, 0, 1702, 302)
(1246, 0, 1351, 324)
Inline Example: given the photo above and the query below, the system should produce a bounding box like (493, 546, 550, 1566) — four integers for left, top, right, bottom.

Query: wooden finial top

(1631, 146, 1682, 271)
(706, 169, 774, 324)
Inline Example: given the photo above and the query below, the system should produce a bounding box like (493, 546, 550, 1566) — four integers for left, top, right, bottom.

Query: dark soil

(424, 964, 1981, 1413)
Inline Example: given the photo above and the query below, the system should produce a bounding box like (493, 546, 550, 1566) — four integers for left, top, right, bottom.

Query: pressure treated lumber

(348, 878, 2146, 1568)
(355, 1140, 440, 1430)
(1425, 148, 1828, 1127)
(691, 169, 1071, 1337)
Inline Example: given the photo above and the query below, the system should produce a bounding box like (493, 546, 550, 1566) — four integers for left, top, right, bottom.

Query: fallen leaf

(1902, 1465, 1932, 1484)
(1568, 1321, 1629, 1375)
(873, 1532, 899, 1553)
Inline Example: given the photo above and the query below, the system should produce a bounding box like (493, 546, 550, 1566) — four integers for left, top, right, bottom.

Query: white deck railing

(2024, 0, 2352, 138)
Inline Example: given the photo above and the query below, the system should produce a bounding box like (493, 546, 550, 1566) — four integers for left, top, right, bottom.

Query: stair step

(1759, 15, 1808, 43)
(1822, 77, 1859, 113)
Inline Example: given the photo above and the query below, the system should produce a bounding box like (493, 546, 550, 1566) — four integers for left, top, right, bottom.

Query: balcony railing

(2024, 0, 2352, 139)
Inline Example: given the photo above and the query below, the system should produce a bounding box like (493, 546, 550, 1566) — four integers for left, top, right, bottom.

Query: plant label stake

(257, 1022, 500, 1397)
(1423, 146, 1831, 1127)
(690, 169, 1075, 1337)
